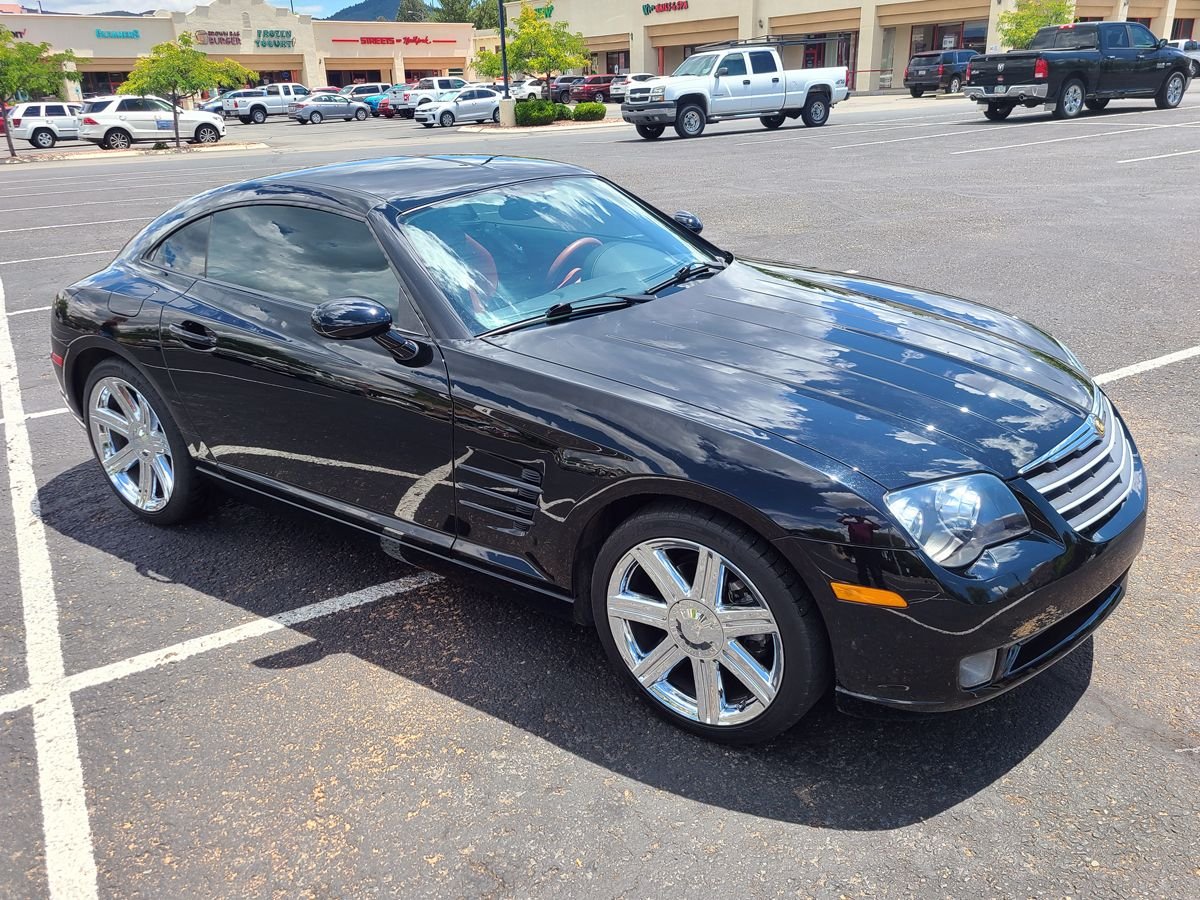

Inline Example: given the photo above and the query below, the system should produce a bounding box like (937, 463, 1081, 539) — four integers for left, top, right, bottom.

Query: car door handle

(742, 79, 751, 85)
(168, 321, 217, 349)
(772, 77, 780, 83)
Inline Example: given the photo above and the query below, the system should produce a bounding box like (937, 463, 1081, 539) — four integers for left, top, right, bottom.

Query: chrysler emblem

(1092, 416, 1105, 437)
(998, 63, 1005, 72)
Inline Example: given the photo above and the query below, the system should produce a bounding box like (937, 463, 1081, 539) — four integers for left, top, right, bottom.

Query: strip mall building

(504, 0, 1199, 90)
(0, 0, 476, 100)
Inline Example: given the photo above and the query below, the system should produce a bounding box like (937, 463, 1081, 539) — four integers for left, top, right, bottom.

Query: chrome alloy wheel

(1167, 73, 1185, 106)
(1062, 83, 1084, 116)
(606, 539, 783, 726)
(88, 376, 173, 512)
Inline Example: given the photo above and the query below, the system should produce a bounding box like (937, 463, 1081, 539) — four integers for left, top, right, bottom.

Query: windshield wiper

(483, 294, 651, 337)
(643, 260, 728, 295)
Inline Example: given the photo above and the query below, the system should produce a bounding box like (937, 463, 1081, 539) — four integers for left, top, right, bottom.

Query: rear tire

(83, 359, 204, 526)
(910, 87, 924, 98)
(947, 75, 962, 94)
(983, 102, 1014, 121)
(1085, 98, 1110, 111)
(635, 123, 664, 140)
(103, 128, 132, 150)
(590, 502, 831, 745)
(250, 107, 266, 125)
(30, 128, 55, 149)
(801, 94, 830, 127)
(760, 114, 785, 130)
(673, 102, 706, 138)
(594, 92, 606, 103)
(491, 107, 500, 123)
(1053, 78, 1086, 119)
(1156, 71, 1186, 109)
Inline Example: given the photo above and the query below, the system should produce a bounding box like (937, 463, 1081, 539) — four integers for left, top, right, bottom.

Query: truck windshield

(1029, 26, 1099, 50)
(673, 54, 717, 76)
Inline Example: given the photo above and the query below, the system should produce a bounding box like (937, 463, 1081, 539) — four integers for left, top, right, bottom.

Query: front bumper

(964, 83, 1048, 103)
(775, 445, 1147, 713)
(621, 100, 677, 125)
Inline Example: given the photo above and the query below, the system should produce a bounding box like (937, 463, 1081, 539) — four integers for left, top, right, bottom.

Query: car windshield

(402, 176, 720, 335)
(673, 54, 718, 76)
(436, 91, 460, 101)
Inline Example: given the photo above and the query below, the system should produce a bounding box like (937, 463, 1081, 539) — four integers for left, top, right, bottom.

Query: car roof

(235, 155, 592, 214)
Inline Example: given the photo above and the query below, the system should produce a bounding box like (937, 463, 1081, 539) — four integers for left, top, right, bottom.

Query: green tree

(396, 0, 430, 21)
(431, 0, 478, 23)
(0, 26, 79, 159)
(471, 47, 504, 80)
(119, 32, 257, 149)
(473, 1, 499, 30)
(997, 0, 1076, 50)
(503, 3, 589, 85)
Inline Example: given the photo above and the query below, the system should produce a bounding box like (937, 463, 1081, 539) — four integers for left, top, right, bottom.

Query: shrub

(515, 98, 555, 126)
(553, 102, 573, 121)
(572, 101, 606, 122)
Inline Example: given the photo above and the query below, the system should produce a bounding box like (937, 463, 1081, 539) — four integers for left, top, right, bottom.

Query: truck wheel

(910, 87, 924, 98)
(31, 128, 56, 149)
(760, 114, 785, 130)
(1156, 71, 1186, 109)
(635, 123, 664, 140)
(947, 75, 962, 94)
(239, 117, 252, 125)
(1053, 78, 1086, 119)
(983, 102, 1014, 121)
(674, 103, 706, 138)
(1084, 98, 1110, 112)
(800, 95, 829, 127)
(250, 107, 266, 125)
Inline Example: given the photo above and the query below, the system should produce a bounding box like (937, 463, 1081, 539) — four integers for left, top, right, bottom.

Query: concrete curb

(458, 120, 627, 135)
(1, 141, 269, 164)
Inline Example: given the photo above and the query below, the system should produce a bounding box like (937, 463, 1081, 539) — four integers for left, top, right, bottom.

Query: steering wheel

(546, 237, 602, 290)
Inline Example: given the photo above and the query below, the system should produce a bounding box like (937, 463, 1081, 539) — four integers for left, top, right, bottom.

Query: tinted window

(151, 217, 210, 277)
(1130, 24, 1157, 49)
(749, 51, 778, 74)
(418, 79, 434, 89)
(1030, 26, 1099, 49)
(460, 90, 479, 100)
(206, 205, 399, 307)
(45, 104, 66, 116)
(24, 105, 42, 117)
(82, 100, 113, 114)
(1107, 25, 1131, 49)
(117, 98, 150, 112)
(293, 86, 309, 95)
(719, 53, 748, 76)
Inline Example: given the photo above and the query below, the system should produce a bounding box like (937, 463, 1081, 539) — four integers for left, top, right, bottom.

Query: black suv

(904, 49, 978, 96)
(543, 75, 585, 103)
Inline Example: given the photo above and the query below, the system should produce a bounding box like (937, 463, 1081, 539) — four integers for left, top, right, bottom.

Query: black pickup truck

(964, 22, 1192, 120)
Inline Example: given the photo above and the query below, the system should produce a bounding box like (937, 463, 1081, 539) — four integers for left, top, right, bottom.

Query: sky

(29, 1, 344, 17)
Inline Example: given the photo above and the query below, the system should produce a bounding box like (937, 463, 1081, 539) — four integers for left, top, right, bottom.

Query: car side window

(719, 53, 748, 77)
(206, 205, 402, 312)
(749, 51, 778, 74)
(24, 105, 42, 117)
(150, 216, 210, 277)
(45, 104, 66, 116)
(293, 86, 309, 96)
(149, 99, 173, 112)
(1105, 25, 1131, 49)
(452, 79, 466, 88)
(1130, 24, 1157, 49)
(116, 98, 145, 112)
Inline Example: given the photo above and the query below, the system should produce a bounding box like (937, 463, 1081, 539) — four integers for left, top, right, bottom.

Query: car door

(1099, 24, 1137, 93)
(113, 97, 158, 139)
(157, 202, 457, 541)
(1129, 22, 1169, 92)
(43, 103, 77, 138)
(711, 52, 753, 114)
(746, 49, 784, 111)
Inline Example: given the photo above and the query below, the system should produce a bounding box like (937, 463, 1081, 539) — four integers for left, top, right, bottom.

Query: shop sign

(255, 29, 295, 49)
(330, 36, 458, 45)
(642, 1, 687, 14)
(95, 29, 140, 39)
(533, 4, 553, 17)
(195, 30, 242, 46)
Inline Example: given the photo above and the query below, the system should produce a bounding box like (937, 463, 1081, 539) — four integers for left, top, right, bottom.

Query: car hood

(486, 260, 1096, 489)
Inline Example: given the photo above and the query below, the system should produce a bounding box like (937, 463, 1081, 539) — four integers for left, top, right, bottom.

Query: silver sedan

(288, 93, 370, 124)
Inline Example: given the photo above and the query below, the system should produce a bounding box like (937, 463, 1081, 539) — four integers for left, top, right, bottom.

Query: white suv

(8, 100, 82, 149)
(78, 95, 226, 150)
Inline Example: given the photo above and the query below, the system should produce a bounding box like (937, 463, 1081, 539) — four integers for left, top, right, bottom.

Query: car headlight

(884, 473, 1030, 569)
(649, 86, 665, 101)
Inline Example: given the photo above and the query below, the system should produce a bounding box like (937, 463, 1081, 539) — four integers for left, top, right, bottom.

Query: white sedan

(415, 88, 500, 128)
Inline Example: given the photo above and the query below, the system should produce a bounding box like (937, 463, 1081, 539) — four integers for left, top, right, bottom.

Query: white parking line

(0, 408, 71, 428)
(0, 217, 150, 235)
(1095, 344, 1200, 383)
(951, 120, 1200, 154)
(0, 275, 99, 899)
(1117, 147, 1200, 163)
(6, 305, 52, 316)
(0, 250, 117, 266)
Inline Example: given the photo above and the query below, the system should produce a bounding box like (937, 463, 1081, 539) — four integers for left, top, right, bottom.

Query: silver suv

(8, 100, 82, 149)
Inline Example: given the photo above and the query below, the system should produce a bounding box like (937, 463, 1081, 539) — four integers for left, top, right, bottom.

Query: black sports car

(51, 156, 1147, 743)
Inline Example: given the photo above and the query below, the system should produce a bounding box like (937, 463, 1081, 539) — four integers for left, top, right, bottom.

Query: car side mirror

(311, 297, 392, 340)
(716, 67, 728, 77)
(674, 210, 703, 234)
(1158, 38, 1168, 49)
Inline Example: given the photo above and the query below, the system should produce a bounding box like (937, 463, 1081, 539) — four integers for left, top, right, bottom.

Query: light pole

(497, 0, 511, 99)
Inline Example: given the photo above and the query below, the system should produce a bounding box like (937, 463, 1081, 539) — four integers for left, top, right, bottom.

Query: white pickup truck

(621, 40, 849, 139)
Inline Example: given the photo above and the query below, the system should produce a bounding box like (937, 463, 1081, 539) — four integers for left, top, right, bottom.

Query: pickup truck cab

(225, 83, 310, 124)
(397, 77, 469, 118)
(621, 40, 849, 139)
(964, 22, 1192, 120)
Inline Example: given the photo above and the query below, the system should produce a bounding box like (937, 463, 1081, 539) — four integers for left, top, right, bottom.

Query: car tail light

(938, 64, 944, 76)
(11, 118, 20, 127)
(1034, 58, 1049, 79)
(965, 62, 972, 81)
(904, 67, 910, 79)
(82, 116, 99, 125)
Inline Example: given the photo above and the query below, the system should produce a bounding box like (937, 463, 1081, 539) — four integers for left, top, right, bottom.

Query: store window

(80, 71, 130, 97)
(326, 70, 383, 88)
(962, 20, 987, 53)
(910, 25, 933, 56)
(257, 70, 297, 85)
(605, 50, 630, 74)
(1172, 18, 1195, 40)
(1127, 17, 1152, 27)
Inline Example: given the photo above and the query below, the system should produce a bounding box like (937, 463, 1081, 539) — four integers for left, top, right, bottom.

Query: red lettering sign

(329, 35, 461, 46)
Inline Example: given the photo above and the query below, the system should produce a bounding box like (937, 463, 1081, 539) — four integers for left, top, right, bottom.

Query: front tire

(31, 128, 56, 149)
(635, 123, 664, 140)
(194, 124, 220, 144)
(309, 111, 323, 124)
(1156, 71, 1186, 109)
(1053, 78, 1086, 119)
(594, 92, 606, 103)
(591, 502, 831, 744)
(354, 108, 368, 120)
(440, 110, 455, 127)
(801, 94, 830, 127)
(673, 103, 706, 138)
(983, 102, 1014, 121)
(760, 114, 785, 130)
(83, 360, 203, 526)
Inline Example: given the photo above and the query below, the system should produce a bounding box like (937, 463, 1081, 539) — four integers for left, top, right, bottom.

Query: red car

(570, 74, 617, 103)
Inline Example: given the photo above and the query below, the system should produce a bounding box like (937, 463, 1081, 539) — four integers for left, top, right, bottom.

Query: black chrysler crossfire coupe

(51, 156, 1146, 743)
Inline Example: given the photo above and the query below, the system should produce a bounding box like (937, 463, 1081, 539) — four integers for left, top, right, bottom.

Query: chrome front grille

(1022, 392, 1134, 534)
(627, 87, 651, 104)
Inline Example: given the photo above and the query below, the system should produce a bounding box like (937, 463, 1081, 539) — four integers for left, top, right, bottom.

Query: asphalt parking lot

(2, 93, 1198, 897)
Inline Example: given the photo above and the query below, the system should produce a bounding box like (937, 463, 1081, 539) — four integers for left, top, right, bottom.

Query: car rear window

(81, 100, 112, 114)
(1029, 25, 1099, 50)
(908, 54, 939, 68)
